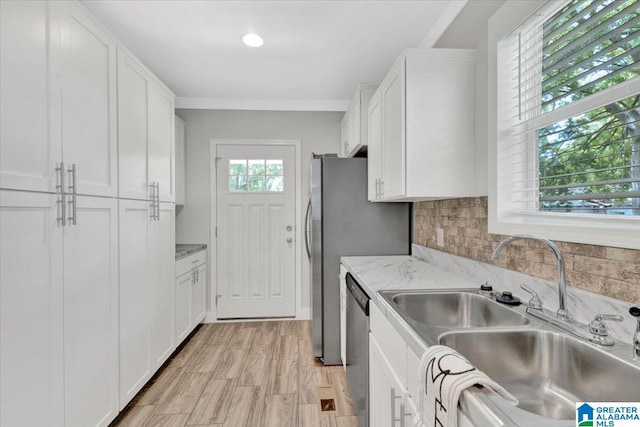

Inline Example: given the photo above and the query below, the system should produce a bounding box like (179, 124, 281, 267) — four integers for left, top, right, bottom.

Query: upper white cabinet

(118, 48, 175, 202)
(0, 1, 118, 197)
(341, 84, 377, 157)
(175, 116, 186, 205)
(368, 49, 476, 202)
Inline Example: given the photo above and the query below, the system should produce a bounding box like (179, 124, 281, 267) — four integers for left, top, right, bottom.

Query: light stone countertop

(340, 248, 639, 427)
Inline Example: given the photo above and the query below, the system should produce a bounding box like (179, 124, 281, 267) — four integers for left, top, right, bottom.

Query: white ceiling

(81, 0, 468, 111)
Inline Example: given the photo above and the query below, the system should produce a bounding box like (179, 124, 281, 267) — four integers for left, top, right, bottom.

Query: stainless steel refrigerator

(306, 155, 410, 365)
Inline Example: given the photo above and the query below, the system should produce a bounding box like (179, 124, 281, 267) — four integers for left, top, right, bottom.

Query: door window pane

(229, 158, 284, 192)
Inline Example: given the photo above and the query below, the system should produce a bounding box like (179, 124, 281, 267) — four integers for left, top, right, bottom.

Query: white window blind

(498, 0, 640, 217)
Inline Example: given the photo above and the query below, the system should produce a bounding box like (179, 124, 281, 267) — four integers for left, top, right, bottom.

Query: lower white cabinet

(0, 191, 119, 427)
(370, 302, 416, 427)
(119, 199, 175, 409)
(176, 250, 207, 344)
(370, 334, 413, 427)
(1, 191, 64, 427)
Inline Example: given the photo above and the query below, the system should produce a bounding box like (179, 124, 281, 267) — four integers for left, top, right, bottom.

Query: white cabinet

(175, 250, 207, 344)
(175, 116, 186, 205)
(0, 191, 119, 427)
(370, 334, 413, 427)
(368, 49, 476, 201)
(369, 302, 416, 427)
(118, 48, 175, 202)
(340, 85, 377, 157)
(149, 203, 176, 366)
(0, 1, 57, 193)
(368, 91, 383, 202)
(119, 199, 175, 408)
(1, 191, 64, 427)
(339, 266, 347, 369)
(0, 1, 118, 197)
(63, 196, 119, 427)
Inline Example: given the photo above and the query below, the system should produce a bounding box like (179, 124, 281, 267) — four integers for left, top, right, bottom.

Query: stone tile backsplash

(413, 197, 640, 305)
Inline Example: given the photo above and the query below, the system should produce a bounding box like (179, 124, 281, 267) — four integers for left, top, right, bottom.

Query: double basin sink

(379, 290, 640, 423)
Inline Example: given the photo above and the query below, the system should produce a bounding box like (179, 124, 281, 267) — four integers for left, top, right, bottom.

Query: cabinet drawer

(370, 302, 407, 387)
(176, 250, 206, 277)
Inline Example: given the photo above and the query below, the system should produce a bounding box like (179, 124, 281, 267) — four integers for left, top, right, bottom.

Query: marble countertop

(339, 251, 633, 427)
(176, 243, 207, 260)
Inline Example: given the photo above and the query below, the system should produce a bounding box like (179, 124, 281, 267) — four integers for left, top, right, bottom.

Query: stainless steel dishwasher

(345, 273, 370, 427)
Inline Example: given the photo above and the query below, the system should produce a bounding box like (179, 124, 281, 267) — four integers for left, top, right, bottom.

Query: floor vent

(317, 385, 338, 413)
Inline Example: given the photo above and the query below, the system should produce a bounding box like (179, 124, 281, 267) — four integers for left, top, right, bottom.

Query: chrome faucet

(491, 234, 570, 321)
(631, 307, 640, 359)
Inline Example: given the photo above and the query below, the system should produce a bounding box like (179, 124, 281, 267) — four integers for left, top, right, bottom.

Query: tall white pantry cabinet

(0, 1, 176, 427)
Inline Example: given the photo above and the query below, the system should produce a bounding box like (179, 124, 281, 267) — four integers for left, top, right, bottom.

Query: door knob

(286, 225, 292, 231)
(286, 238, 293, 243)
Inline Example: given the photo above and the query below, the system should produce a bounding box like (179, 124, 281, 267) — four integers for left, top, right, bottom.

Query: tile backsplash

(413, 197, 640, 305)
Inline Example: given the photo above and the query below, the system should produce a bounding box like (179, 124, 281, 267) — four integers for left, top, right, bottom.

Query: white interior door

(216, 143, 296, 318)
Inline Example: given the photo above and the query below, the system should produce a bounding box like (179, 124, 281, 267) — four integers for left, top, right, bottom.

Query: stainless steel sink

(439, 329, 640, 420)
(386, 291, 530, 329)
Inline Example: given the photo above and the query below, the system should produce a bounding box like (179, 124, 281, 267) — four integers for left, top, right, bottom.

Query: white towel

(412, 345, 518, 427)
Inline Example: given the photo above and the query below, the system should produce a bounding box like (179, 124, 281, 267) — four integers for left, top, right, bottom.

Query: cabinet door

(148, 83, 175, 202)
(0, 1, 60, 193)
(63, 196, 118, 427)
(175, 116, 186, 205)
(0, 191, 64, 427)
(370, 334, 404, 427)
(367, 91, 382, 201)
(175, 271, 193, 344)
(381, 60, 406, 199)
(341, 113, 350, 157)
(58, 2, 117, 197)
(117, 49, 150, 201)
(192, 263, 207, 326)
(118, 199, 150, 408)
(149, 202, 175, 368)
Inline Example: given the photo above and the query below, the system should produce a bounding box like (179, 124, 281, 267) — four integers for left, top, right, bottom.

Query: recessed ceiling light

(242, 33, 264, 48)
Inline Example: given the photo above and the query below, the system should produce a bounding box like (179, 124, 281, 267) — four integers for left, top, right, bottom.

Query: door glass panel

(229, 159, 284, 192)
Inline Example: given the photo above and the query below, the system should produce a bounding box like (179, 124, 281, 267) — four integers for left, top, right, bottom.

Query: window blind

(499, 0, 640, 216)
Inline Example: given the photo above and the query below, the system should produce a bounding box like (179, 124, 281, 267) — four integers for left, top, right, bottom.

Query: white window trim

(488, 0, 640, 250)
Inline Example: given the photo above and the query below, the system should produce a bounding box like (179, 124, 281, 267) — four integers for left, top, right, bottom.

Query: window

(229, 159, 284, 192)
(491, 0, 640, 249)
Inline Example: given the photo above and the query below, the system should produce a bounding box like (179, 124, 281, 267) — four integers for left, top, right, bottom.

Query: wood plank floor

(111, 321, 357, 427)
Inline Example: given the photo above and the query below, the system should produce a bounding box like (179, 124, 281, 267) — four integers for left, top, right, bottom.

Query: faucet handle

(520, 284, 543, 310)
(589, 313, 623, 336)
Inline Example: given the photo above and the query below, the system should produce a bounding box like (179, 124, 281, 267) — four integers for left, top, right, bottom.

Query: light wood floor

(111, 320, 357, 427)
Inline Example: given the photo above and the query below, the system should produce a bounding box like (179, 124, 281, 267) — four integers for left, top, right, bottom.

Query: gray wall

(434, 0, 506, 197)
(175, 109, 342, 317)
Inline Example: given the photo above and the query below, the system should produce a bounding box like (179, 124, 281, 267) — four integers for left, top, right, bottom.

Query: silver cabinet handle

(196, 268, 199, 282)
(149, 182, 158, 220)
(57, 193, 66, 226)
(400, 403, 411, 427)
(379, 180, 384, 198)
(67, 193, 76, 225)
(391, 388, 402, 425)
(67, 163, 76, 195)
(56, 162, 66, 226)
(155, 182, 160, 220)
(192, 270, 196, 285)
(55, 162, 65, 195)
(375, 178, 380, 198)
